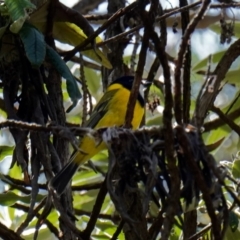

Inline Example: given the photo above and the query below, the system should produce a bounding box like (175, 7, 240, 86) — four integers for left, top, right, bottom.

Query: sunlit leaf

(52, 22, 112, 69)
(0, 191, 44, 206)
(9, 160, 22, 179)
(196, 69, 240, 86)
(192, 50, 226, 72)
(146, 113, 163, 126)
(74, 189, 99, 211)
(94, 220, 123, 239)
(23, 227, 56, 240)
(5, 0, 35, 21)
(225, 70, 240, 86)
(0, 146, 13, 160)
(30, 5, 112, 69)
(83, 68, 101, 96)
(72, 169, 103, 186)
(225, 226, 240, 240)
(232, 159, 240, 178)
(206, 137, 225, 152)
(204, 125, 230, 146)
(169, 223, 182, 240)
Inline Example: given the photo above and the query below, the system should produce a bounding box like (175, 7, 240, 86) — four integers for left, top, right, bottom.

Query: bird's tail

(49, 160, 79, 195)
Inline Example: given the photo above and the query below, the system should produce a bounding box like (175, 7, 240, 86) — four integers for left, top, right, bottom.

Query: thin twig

(174, 0, 211, 124)
(81, 177, 108, 239)
(181, 0, 191, 125)
(45, 0, 58, 47)
(63, 1, 138, 61)
(211, 106, 240, 136)
(81, 1, 202, 53)
(72, 182, 103, 191)
(80, 54, 88, 126)
(146, 0, 180, 238)
(111, 220, 124, 240)
(193, 38, 240, 126)
(83, 2, 240, 21)
(74, 209, 120, 222)
(0, 221, 24, 240)
(204, 107, 240, 132)
(175, 126, 222, 240)
(125, 14, 149, 128)
(16, 197, 47, 235)
(130, 31, 140, 72)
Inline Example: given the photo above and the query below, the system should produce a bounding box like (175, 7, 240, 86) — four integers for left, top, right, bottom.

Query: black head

(110, 76, 145, 107)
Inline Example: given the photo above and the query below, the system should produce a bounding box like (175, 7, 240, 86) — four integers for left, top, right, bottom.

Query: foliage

(0, 0, 239, 240)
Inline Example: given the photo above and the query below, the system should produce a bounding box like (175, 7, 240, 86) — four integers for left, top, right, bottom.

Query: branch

(204, 108, 240, 132)
(63, 1, 138, 61)
(81, 2, 240, 53)
(141, 0, 181, 238)
(0, 119, 166, 138)
(0, 221, 23, 240)
(73, 0, 105, 14)
(211, 106, 240, 136)
(81, 178, 108, 239)
(125, 15, 149, 127)
(111, 220, 124, 240)
(56, 1, 95, 40)
(72, 181, 103, 191)
(180, 0, 191, 125)
(193, 38, 240, 126)
(175, 126, 222, 239)
(174, 0, 211, 124)
(82, 1, 202, 51)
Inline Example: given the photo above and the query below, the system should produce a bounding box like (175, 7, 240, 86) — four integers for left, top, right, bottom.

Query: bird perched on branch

(49, 75, 146, 195)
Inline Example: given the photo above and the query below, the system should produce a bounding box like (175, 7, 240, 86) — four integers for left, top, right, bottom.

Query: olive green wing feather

(85, 88, 118, 128)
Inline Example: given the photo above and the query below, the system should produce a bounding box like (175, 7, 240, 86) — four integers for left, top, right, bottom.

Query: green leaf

(73, 169, 103, 186)
(225, 227, 240, 240)
(19, 23, 46, 67)
(46, 45, 82, 108)
(74, 189, 99, 211)
(83, 68, 101, 95)
(232, 159, 240, 179)
(5, 0, 35, 21)
(0, 191, 44, 206)
(146, 114, 163, 126)
(23, 227, 56, 240)
(234, 22, 240, 39)
(206, 137, 225, 152)
(52, 22, 112, 69)
(10, 13, 28, 33)
(209, 23, 221, 35)
(0, 146, 13, 160)
(204, 125, 230, 146)
(30, 12, 112, 69)
(225, 70, 240, 86)
(192, 50, 226, 72)
(229, 211, 239, 232)
(169, 223, 182, 240)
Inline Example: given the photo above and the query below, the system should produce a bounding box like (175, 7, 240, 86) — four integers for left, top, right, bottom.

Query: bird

(49, 75, 146, 195)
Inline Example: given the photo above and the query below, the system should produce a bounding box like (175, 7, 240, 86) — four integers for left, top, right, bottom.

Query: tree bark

(103, 0, 126, 86)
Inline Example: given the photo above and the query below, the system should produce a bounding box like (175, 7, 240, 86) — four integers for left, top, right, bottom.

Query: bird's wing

(85, 88, 119, 128)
